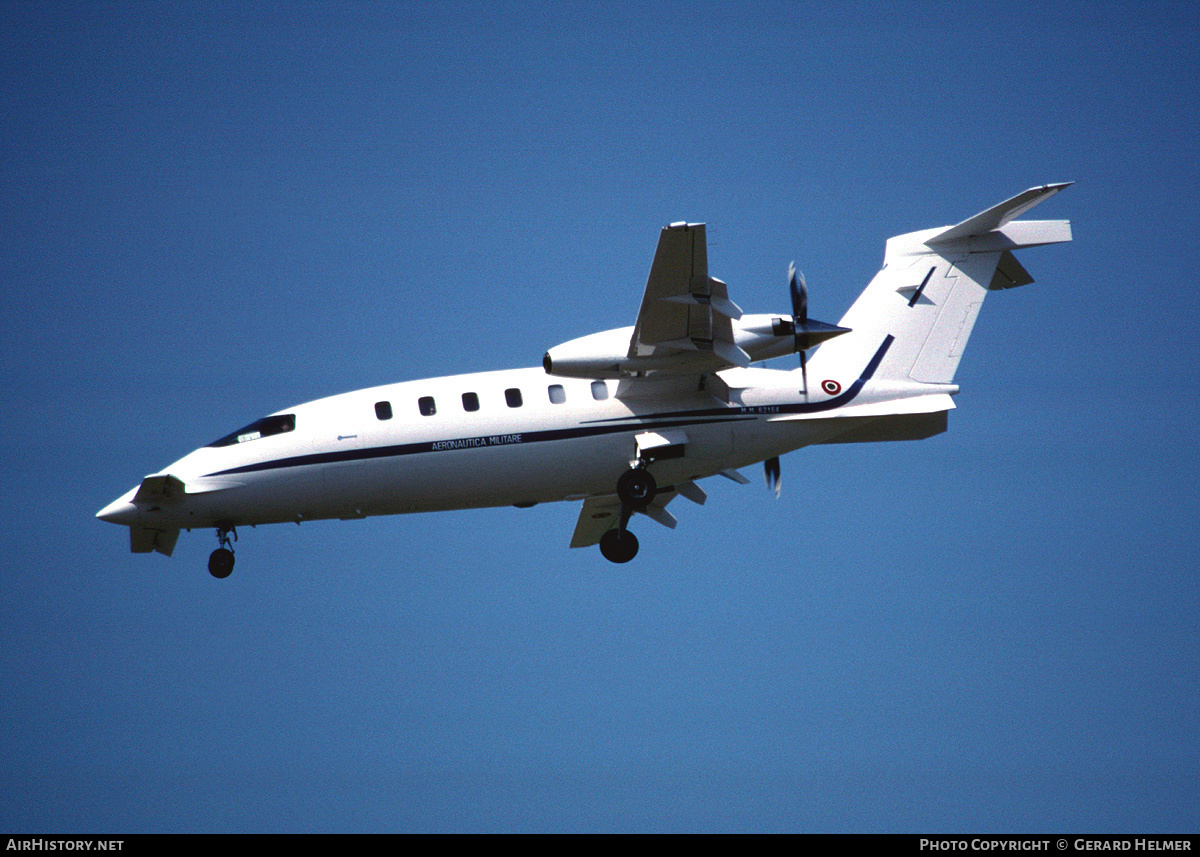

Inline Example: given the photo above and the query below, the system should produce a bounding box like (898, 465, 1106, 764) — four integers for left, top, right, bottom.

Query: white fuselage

(97, 362, 862, 534)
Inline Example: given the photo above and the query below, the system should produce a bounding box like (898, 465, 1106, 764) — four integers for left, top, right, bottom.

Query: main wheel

(616, 468, 656, 510)
(208, 547, 235, 578)
(599, 528, 639, 563)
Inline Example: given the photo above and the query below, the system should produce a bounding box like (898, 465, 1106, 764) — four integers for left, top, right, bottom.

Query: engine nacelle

(542, 327, 634, 379)
(543, 315, 830, 378)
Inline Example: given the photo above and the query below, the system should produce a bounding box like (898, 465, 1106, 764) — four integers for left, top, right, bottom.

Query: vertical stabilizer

(805, 184, 1071, 386)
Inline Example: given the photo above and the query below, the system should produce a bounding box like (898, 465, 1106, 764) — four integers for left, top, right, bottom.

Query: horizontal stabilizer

(927, 182, 1072, 244)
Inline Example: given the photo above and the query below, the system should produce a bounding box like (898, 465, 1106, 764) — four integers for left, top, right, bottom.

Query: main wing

(626, 223, 751, 373)
(542, 222, 812, 380)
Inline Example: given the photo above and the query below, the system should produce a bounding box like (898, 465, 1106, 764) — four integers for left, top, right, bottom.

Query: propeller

(762, 266, 853, 498)
(789, 263, 811, 394)
(775, 263, 852, 397)
(764, 456, 782, 499)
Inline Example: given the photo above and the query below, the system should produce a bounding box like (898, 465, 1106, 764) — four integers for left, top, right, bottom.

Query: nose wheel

(208, 524, 237, 578)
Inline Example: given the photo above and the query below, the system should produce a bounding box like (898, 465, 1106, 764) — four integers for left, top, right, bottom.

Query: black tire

(616, 468, 656, 510)
(599, 528, 639, 563)
(208, 548, 235, 579)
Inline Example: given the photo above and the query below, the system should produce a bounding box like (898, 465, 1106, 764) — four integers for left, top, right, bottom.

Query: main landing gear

(601, 464, 658, 563)
(599, 524, 639, 563)
(208, 524, 237, 579)
(616, 467, 656, 510)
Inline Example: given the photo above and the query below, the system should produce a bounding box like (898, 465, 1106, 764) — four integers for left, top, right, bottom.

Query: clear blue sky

(3, 1, 1198, 833)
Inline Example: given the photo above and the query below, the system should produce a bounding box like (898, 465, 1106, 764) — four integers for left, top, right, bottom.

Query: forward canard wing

(100, 472, 245, 556)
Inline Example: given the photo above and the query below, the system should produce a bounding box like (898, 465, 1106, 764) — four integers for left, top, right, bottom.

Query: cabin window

(418, 396, 436, 416)
(505, 388, 523, 408)
(375, 401, 393, 420)
(548, 384, 566, 404)
(591, 380, 609, 401)
(462, 392, 480, 412)
(207, 413, 296, 448)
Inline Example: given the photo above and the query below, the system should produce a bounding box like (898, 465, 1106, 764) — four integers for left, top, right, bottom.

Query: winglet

(926, 182, 1073, 245)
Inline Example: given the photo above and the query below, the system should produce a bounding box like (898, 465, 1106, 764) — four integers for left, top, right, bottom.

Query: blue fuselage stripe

(204, 336, 894, 479)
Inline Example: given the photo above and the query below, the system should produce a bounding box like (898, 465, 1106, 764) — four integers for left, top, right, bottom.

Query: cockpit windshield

(207, 414, 296, 448)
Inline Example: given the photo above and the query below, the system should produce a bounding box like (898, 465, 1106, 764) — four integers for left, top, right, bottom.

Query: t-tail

(805, 183, 1073, 390)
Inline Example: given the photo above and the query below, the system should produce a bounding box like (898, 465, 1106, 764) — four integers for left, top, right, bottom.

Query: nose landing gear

(208, 524, 237, 578)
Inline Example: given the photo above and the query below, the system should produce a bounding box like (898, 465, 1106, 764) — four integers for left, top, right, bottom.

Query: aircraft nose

(96, 490, 139, 526)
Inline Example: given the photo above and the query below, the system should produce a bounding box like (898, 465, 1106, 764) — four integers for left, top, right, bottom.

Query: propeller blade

(764, 456, 781, 499)
(789, 263, 811, 381)
(788, 262, 808, 325)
